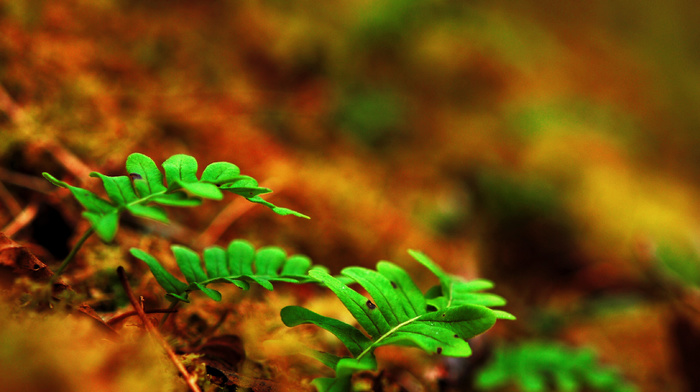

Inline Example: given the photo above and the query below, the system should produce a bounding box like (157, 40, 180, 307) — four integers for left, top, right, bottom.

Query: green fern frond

(42, 153, 309, 242)
(476, 342, 638, 392)
(409, 250, 516, 320)
(131, 239, 322, 303)
(281, 250, 514, 391)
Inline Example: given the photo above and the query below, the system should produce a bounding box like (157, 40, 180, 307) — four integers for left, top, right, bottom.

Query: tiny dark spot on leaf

(32, 264, 40, 270)
(454, 334, 459, 338)
(129, 173, 143, 180)
(437, 347, 443, 354)
(366, 300, 376, 310)
(441, 313, 446, 317)
(391, 281, 397, 289)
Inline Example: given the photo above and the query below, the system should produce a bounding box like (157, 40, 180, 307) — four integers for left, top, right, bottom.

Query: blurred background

(1, 0, 699, 391)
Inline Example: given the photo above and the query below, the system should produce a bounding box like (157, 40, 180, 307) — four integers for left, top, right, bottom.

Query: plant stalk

(159, 300, 180, 328)
(49, 226, 95, 285)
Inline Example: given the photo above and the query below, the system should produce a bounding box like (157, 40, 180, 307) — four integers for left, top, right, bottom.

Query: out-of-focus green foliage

(656, 243, 700, 288)
(476, 342, 638, 392)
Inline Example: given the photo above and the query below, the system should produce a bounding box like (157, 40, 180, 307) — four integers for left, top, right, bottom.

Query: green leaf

(311, 355, 378, 392)
(89, 173, 138, 206)
(194, 282, 222, 302)
(151, 192, 202, 207)
(83, 211, 119, 242)
(172, 245, 208, 284)
(309, 269, 391, 338)
(476, 342, 638, 392)
(133, 239, 321, 302)
(125, 153, 167, 197)
(281, 255, 312, 276)
(178, 181, 223, 200)
(410, 250, 512, 314)
(220, 177, 270, 197)
(42, 172, 68, 188)
(162, 154, 223, 200)
(379, 322, 472, 356)
(285, 250, 513, 389)
(203, 246, 228, 278)
(126, 204, 169, 223)
(43, 153, 308, 248)
(341, 266, 411, 325)
(201, 162, 241, 184)
(493, 310, 517, 320)
(255, 247, 286, 276)
(43, 173, 119, 241)
(58, 181, 116, 215)
(376, 261, 426, 317)
(281, 306, 372, 357)
(246, 195, 311, 219)
(309, 351, 343, 370)
(227, 240, 255, 275)
(130, 248, 189, 296)
(408, 249, 448, 281)
(162, 154, 199, 187)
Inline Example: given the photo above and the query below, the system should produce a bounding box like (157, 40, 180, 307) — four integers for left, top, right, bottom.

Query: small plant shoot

(132, 239, 326, 303)
(43, 153, 308, 243)
(281, 250, 515, 392)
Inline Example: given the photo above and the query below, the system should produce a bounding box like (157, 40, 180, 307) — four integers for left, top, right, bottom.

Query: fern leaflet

(131, 239, 323, 303)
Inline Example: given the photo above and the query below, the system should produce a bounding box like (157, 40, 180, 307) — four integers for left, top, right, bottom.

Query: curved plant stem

(117, 266, 202, 392)
(159, 300, 180, 329)
(356, 315, 421, 361)
(49, 226, 95, 285)
(106, 307, 179, 327)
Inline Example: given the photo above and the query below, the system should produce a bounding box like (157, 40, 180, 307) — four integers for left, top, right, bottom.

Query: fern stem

(446, 282, 454, 308)
(49, 226, 95, 285)
(159, 300, 180, 328)
(356, 315, 422, 361)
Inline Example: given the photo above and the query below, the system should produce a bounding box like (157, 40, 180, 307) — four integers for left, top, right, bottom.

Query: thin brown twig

(0, 83, 20, 122)
(117, 266, 202, 392)
(0, 167, 53, 193)
(0, 180, 22, 216)
(2, 200, 39, 237)
(34, 140, 93, 181)
(106, 307, 179, 327)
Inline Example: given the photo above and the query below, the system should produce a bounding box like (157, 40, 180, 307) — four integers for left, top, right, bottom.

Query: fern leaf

(125, 153, 167, 197)
(476, 342, 638, 392)
(280, 306, 371, 357)
(43, 172, 121, 241)
(88, 173, 139, 205)
(200, 162, 242, 184)
(130, 248, 189, 297)
(410, 250, 515, 320)
(162, 154, 223, 200)
(42, 153, 309, 241)
(131, 239, 320, 303)
(281, 251, 513, 391)
(312, 356, 378, 392)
